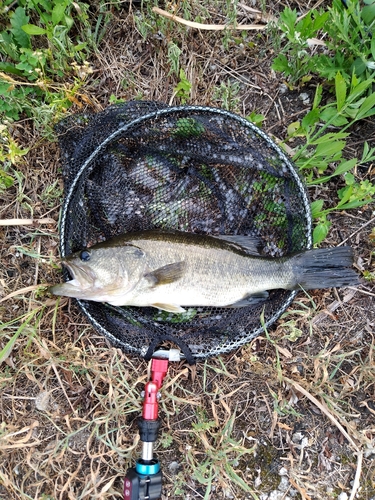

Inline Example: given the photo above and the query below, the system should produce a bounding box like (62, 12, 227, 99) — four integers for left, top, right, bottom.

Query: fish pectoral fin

(226, 291, 269, 308)
(145, 261, 186, 287)
(152, 302, 186, 313)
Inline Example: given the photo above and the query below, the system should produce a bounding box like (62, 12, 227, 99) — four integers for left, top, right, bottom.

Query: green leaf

(362, 4, 375, 24)
(311, 199, 324, 218)
(313, 219, 331, 245)
(15, 60, 33, 73)
(21, 24, 47, 35)
(356, 92, 375, 120)
(302, 108, 319, 130)
(338, 198, 374, 210)
(0, 169, 14, 190)
(0, 329, 23, 364)
(311, 131, 349, 144)
(0, 308, 40, 364)
(319, 106, 349, 125)
(312, 84, 323, 109)
(64, 14, 74, 30)
(332, 158, 357, 176)
(315, 140, 345, 158)
(287, 121, 301, 136)
(0, 31, 20, 60)
(247, 111, 265, 127)
(335, 71, 346, 112)
(271, 54, 291, 74)
(296, 12, 314, 40)
(73, 43, 87, 52)
(352, 57, 367, 76)
(344, 172, 355, 185)
(308, 159, 357, 185)
(361, 142, 375, 163)
(280, 7, 298, 33)
(337, 185, 353, 205)
(10, 7, 31, 48)
(348, 78, 373, 102)
(362, 141, 370, 161)
(52, 3, 67, 25)
(0, 62, 24, 76)
(311, 10, 330, 31)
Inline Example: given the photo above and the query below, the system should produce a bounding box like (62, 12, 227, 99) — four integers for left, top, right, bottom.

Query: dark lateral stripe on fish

(91, 230, 260, 257)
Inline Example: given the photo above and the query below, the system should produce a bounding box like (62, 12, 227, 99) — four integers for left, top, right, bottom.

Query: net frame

(57, 104, 312, 361)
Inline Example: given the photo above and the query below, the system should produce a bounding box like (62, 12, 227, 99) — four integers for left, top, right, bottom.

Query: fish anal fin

(152, 302, 186, 313)
(145, 261, 186, 286)
(226, 291, 269, 308)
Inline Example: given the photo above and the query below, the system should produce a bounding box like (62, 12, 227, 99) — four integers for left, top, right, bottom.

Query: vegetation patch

(0, 0, 374, 498)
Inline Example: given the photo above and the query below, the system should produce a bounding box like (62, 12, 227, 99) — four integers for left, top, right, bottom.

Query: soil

(1, 2, 375, 500)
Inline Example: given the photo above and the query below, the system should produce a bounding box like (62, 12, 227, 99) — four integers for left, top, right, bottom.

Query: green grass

(0, 0, 374, 498)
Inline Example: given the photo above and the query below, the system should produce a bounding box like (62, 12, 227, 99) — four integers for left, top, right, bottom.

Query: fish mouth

(50, 260, 95, 298)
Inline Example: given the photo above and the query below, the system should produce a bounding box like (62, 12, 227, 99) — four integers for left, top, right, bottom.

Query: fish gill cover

(55, 101, 312, 361)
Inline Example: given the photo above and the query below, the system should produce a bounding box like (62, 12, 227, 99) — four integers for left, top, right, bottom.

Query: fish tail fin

(291, 246, 360, 290)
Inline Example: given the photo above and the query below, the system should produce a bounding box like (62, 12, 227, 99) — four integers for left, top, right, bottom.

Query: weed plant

(272, 0, 375, 85)
(271, 0, 375, 243)
(0, 0, 108, 128)
(1, 1, 375, 498)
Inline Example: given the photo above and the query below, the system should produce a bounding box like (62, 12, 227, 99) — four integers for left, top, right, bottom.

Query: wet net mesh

(56, 101, 312, 362)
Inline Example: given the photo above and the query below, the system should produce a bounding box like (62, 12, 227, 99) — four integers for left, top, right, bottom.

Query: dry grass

(1, 1, 375, 499)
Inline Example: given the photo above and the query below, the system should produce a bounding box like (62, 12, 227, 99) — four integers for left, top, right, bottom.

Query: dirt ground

(1, 2, 375, 499)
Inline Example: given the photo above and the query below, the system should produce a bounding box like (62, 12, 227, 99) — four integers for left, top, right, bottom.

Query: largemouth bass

(50, 230, 359, 313)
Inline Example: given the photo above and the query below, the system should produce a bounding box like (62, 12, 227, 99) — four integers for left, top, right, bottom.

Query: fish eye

(79, 250, 91, 262)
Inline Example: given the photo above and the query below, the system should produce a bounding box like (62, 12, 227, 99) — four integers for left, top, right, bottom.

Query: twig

(152, 7, 266, 30)
(152, 6, 326, 46)
(346, 286, 375, 298)
(34, 237, 42, 287)
(312, 288, 357, 325)
(0, 218, 56, 226)
(349, 450, 363, 500)
(51, 363, 77, 414)
(289, 477, 312, 500)
(0, 284, 49, 304)
(284, 377, 360, 452)
(297, 0, 326, 21)
(337, 215, 375, 246)
(238, 3, 277, 23)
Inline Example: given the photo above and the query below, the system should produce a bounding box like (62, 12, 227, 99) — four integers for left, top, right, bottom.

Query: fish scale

(51, 230, 359, 313)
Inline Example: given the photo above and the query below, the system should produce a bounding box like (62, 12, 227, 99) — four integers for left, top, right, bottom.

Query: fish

(50, 230, 360, 313)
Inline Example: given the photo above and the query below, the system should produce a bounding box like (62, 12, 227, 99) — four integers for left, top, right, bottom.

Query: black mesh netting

(55, 101, 312, 362)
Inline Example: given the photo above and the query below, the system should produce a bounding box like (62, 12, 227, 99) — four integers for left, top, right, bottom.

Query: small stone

(168, 461, 179, 473)
(337, 493, 348, 500)
(278, 476, 290, 492)
(35, 391, 50, 412)
(268, 491, 292, 500)
(223, 487, 234, 498)
(279, 467, 288, 476)
(279, 84, 288, 94)
(292, 431, 304, 443)
(254, 475, 262, 488)
(299, 92, 310, 105)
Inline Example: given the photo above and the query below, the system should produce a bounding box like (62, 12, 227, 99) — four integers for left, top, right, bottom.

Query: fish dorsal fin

(213, 234, 263, 256)
(145, 261, 186, 286)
